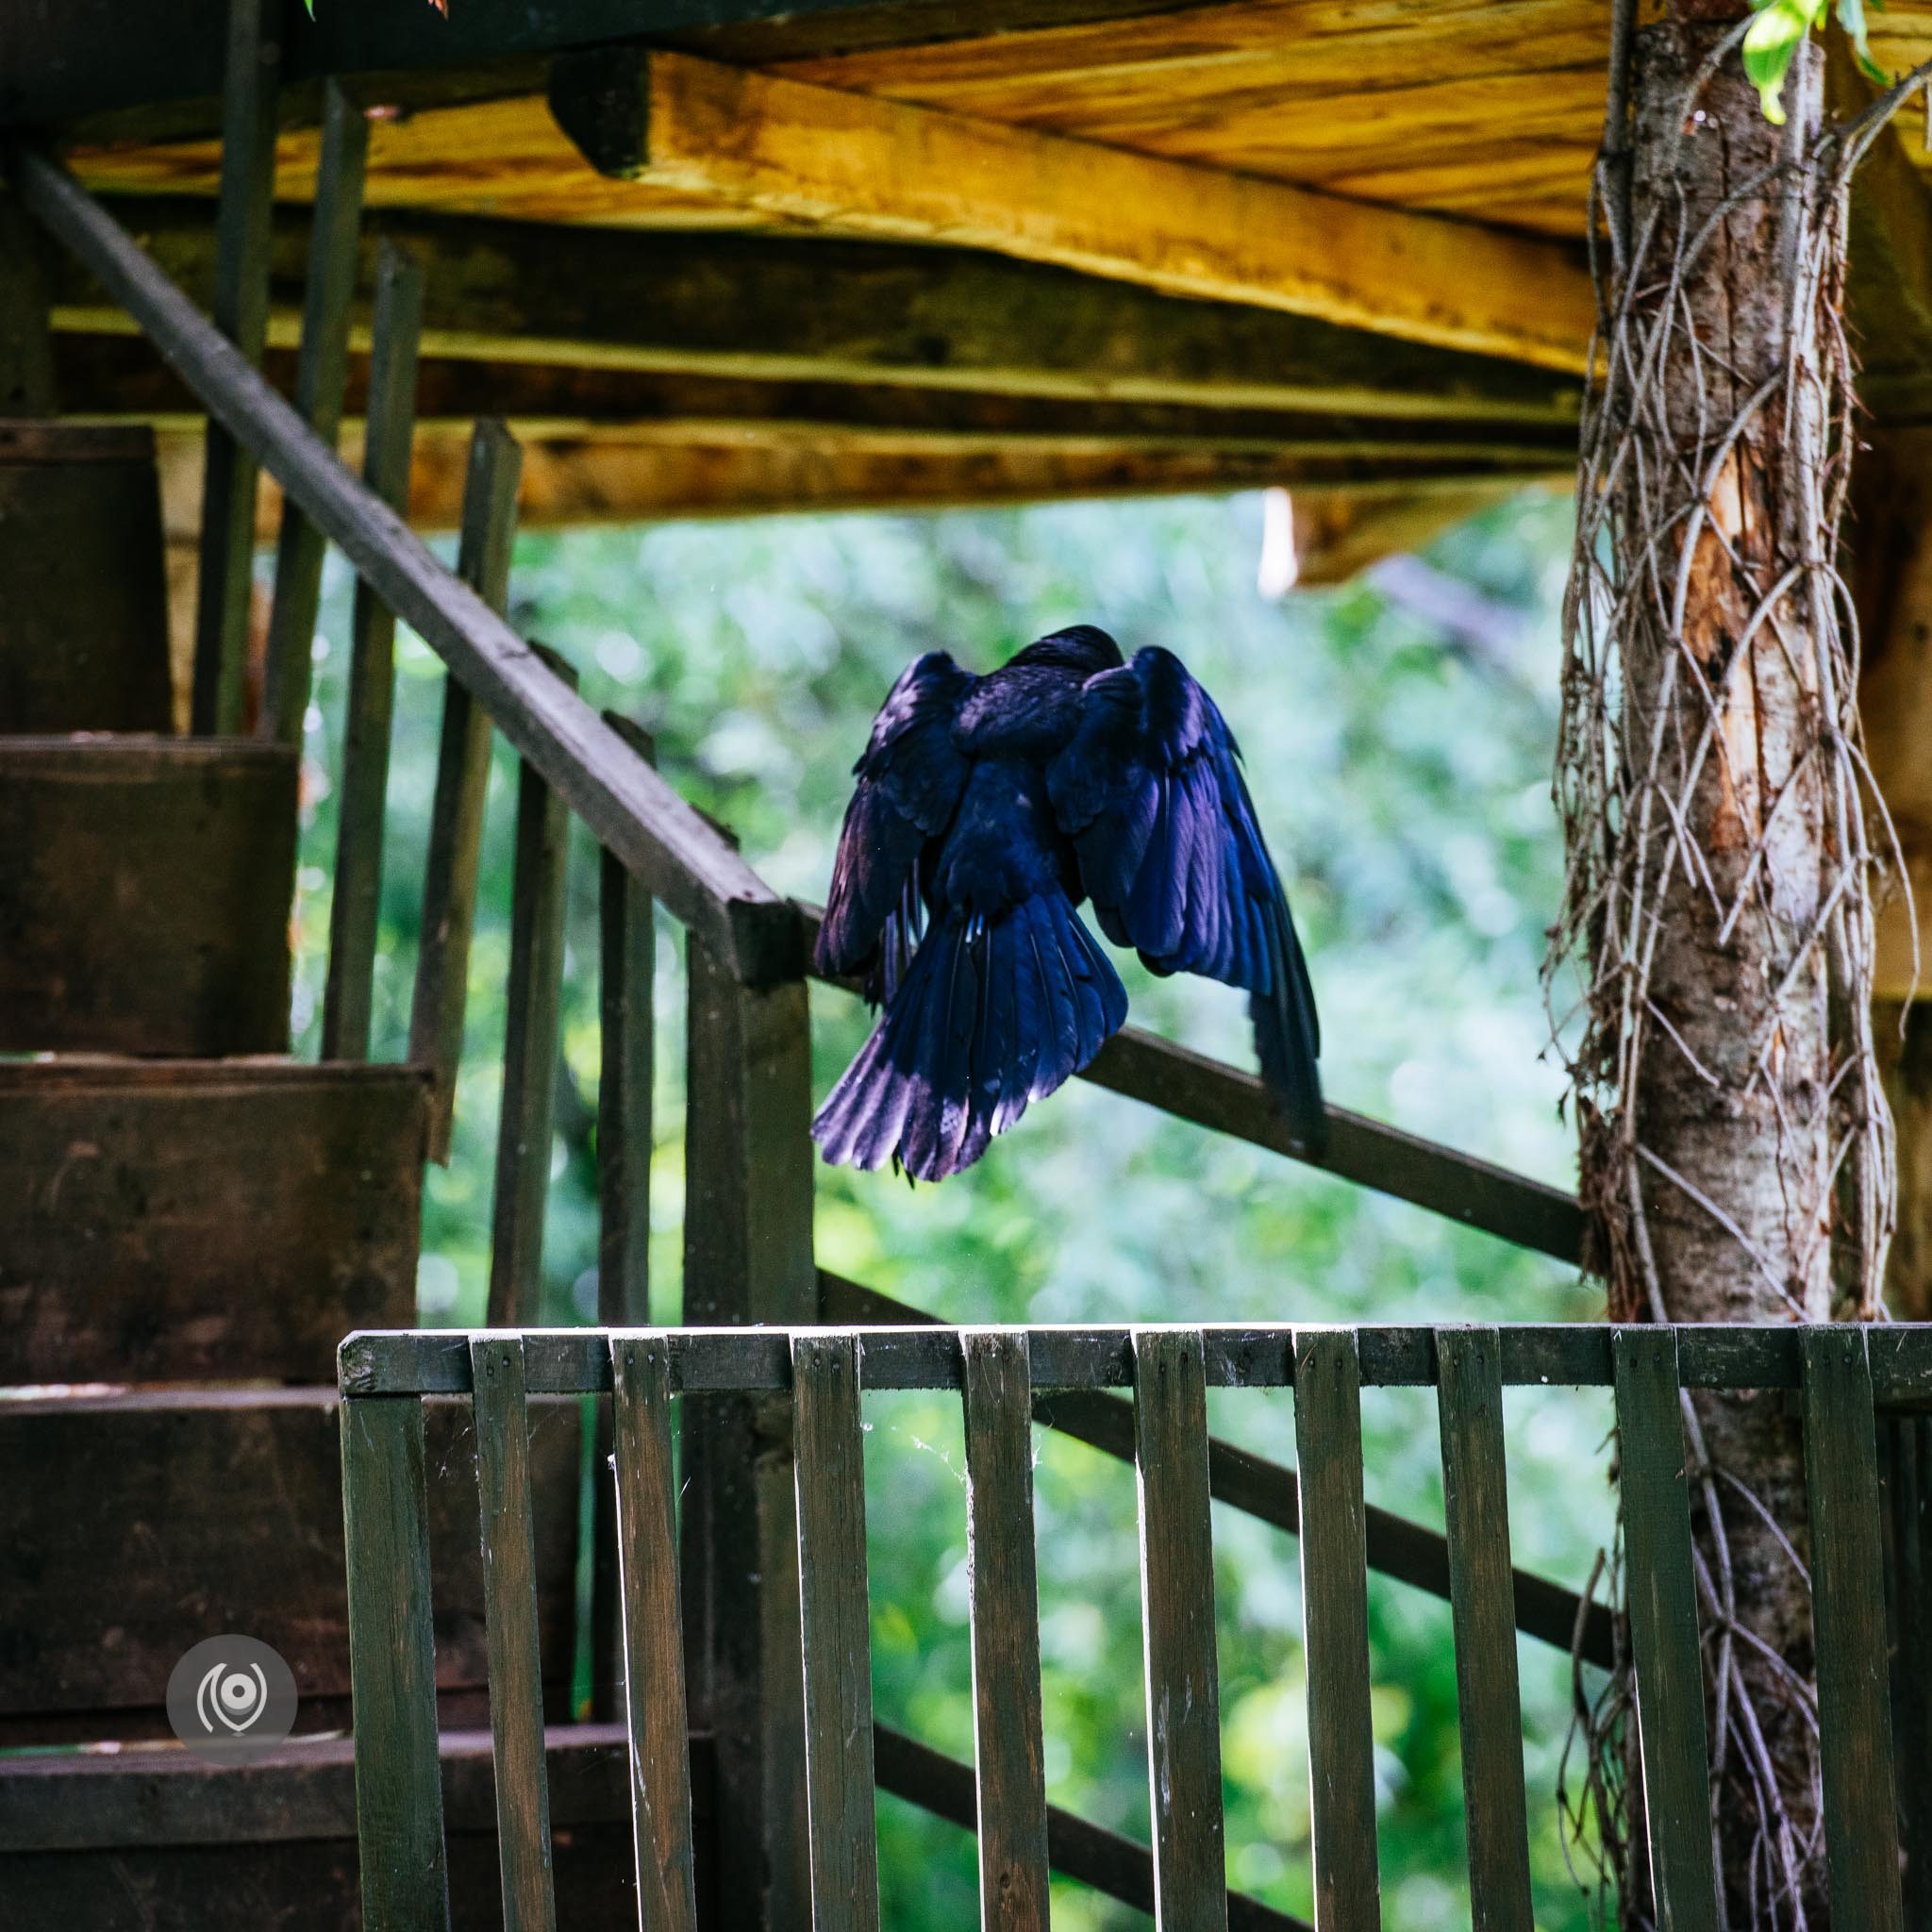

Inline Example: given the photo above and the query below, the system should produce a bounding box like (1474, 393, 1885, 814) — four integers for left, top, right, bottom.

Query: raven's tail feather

(1252, 892, 1326, 1155)
(813, 894, 1126, 1181)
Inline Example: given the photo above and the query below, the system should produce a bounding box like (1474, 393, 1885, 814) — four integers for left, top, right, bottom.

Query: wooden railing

(341, 1321, 1923, 1931)
(5, 56, 1628, 1928)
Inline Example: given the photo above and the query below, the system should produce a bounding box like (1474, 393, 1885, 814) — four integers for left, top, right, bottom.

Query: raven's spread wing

(816, 651, 974, 1000)
(1046, 645, 1324, 1147)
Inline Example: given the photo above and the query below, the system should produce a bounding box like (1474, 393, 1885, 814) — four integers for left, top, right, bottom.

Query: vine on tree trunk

(1548, 10, 1929, 1925)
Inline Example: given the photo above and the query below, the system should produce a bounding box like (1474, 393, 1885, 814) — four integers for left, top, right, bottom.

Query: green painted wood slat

(609, 1334, 701, 1932)
(1293, 1326, 1381, 1932)
(1610, 1326, 1720, 1932)
(487, 644, 576, 1325)
(598, 715, 658, 1330)
(960, 1328, 1052, 1932)
(1434, 1326, 1534, 1932)
(1132, 1325, 1227, 1931)
(470, 1336, 558, 1932)
(341, 1392, 451, 1932)
(791, 1331, 882, 1932)
(263, 76, 369, 748)
(1894, 1417, 1932, 1927)
(1801, 1326, 1905, 1930)
(321, 239, 424, 1061)
(191, 0, 280, 735)
(409, 418, 521, 1163)
(592, 720, 659, 1719)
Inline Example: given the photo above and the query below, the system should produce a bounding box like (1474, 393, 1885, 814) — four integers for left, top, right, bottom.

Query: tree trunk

(1607, 10, 1837, 1923)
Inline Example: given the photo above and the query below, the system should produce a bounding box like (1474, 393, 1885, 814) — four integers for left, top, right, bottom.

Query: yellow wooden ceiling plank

(68, 95, 784, 231)
(774, 0, 1605, 102)
(599, 51, 1593, 372)
(1009, 68, 1606, 176)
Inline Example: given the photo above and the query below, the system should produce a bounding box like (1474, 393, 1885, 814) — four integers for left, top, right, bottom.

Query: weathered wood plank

(0, 739, 294, 1056)
(488, 644, 576, 1325)
(341, 1392, 451, 1932)
(411, 418, 520, 1162)
(1131, 1326, 1227, 1929)
(599, 716, 658, 1328)
(593, 717, 659, 1722)
(959, 1329, 1051, 1930)
(0, 422, 171, 731)
(610, 1335, 702, 1932)
(191, 0, 281, 735)
(0, 1059, 425, 1386)
(1894, 1417, 1932, 1923)
(1434, 1327, 1533, 1932)
(791, 1332, 881, 1931)
(1800, 1326, 1905, 1930)
(0, 186, 57, 412)
(263, 78, 370, 748)
(58, 199, 1585, 423)
(1610, 1326, 1720, 1932)
(5, 0, 1236, 129)
(1292, 1326, 1381, 1930)
(17, 148, 800, 985)
(556, 51, 1594, 372)
(321, 240, 425, 1062)
(0, 1387, 579, 1721)
(679, 934, 817, 1930)
(469, 1337, 558, 1932)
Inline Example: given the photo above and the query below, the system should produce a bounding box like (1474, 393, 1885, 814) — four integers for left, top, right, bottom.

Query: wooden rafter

(549, 49, 1598, 370)
(50, 201, 1584, 424)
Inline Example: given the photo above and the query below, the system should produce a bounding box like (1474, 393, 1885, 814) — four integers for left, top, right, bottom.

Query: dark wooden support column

(680, 934, 815, 1932)
(0, 186, 56, 414)
(191, 0, 281, 735)
(262, 78, 370, 748)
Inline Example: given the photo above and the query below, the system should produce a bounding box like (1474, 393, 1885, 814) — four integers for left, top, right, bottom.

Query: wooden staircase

(0, 422, 631, 1927)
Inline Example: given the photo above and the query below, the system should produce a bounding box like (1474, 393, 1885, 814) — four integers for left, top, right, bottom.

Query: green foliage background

(289, 487, 1611, 1929)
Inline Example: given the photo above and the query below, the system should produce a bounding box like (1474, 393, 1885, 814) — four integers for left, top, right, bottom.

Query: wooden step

(0, 1059, 429, 1386)
(0, 423, 173, 734)
(0, 1724, 712, 1928)
(0, 737, 296, 1055)
(0, 1388, 582, 1736)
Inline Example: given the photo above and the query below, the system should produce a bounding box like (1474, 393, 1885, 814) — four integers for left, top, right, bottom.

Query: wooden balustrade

(339, 1321, 1916, 1932)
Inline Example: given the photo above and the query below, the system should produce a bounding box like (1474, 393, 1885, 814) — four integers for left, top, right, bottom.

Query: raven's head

(1007, 625, 1124, 677)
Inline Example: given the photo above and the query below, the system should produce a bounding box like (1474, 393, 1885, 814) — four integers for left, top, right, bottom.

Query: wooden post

(591, 714, 658, 1723)
(486, 644, 576, 1327)
(0, 185, 56, 414)
(409, 419, 521, 1162)
(679, 932, 815, 1932)
(191, 0, 281, 736)
(262, 78, 370, 748)
(322, 241, 425, 1063)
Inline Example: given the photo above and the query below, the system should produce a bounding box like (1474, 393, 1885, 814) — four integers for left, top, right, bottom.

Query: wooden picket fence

(339, 1321, 1929, 1932)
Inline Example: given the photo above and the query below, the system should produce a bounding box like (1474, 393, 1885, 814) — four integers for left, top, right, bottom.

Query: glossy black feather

(812, 625, 1322, 1179)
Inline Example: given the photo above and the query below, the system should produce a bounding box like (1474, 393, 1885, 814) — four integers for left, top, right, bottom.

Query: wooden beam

(154, 425, 1555, 539)
(52, 199, 1583, 424)
(2, 0, 1194, 133)
(549, 50, 1597, 371)
(56, 332, 1577, 469)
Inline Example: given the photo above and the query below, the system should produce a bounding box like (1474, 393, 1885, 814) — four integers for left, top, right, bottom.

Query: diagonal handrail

(821, 1272, 1617, 1667)
(796, 901, 1585, 1262)
(5, 142, 800, 989)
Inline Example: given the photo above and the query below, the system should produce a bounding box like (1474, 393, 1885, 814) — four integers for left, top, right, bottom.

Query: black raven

(812, 625, 1323, 1180)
